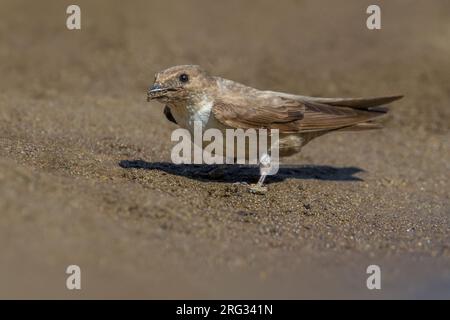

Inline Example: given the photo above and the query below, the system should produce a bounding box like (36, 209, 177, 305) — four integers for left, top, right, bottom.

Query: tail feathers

(270, 92, 402, 133)
(307, 95, 402, 132)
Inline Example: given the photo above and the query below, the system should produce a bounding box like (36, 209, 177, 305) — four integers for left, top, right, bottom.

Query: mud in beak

(147, 84, 176, 101)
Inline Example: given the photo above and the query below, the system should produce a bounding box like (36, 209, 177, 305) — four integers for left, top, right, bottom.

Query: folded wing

(212, 98, 304, 132)
(212, 94, 400, 133)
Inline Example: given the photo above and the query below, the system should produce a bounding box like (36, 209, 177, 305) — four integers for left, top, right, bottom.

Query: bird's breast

(169, 97, 226, 134)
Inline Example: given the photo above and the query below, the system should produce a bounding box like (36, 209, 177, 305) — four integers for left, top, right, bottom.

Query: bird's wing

(265, 91, 403, 111)
(305, 95, 403, 109)
(212, 97, 388, 133)
(297, 100, 386, 132)
(211, 97, 304, 132)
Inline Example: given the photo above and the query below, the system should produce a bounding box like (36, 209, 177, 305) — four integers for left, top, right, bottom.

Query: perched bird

(147, 65, 402, 193)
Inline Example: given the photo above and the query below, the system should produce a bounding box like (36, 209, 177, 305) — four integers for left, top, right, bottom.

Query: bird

(147, 65, 402, 193)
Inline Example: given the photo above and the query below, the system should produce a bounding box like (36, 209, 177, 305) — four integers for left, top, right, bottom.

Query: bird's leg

(250, 153, 271, 194)
(257, 153, 272, 187)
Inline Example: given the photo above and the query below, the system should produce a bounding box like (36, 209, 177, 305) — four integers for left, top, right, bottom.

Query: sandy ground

(0, 0, 449, 299)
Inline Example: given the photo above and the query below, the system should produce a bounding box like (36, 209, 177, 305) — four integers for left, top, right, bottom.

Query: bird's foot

(232, 181, 249, 186)
(249, 183, 268, 195)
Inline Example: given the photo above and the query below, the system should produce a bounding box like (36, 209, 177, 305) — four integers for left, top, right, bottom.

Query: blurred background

(0, 0, 449, 298)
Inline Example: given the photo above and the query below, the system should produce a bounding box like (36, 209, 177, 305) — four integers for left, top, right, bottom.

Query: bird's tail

(313, 95, 403, 132)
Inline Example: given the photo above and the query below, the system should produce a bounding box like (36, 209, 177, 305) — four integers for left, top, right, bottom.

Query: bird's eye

(179, 73, 189, 83)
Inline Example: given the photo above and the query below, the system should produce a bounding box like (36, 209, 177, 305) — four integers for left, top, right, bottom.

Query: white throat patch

(188, 96, 213, 127)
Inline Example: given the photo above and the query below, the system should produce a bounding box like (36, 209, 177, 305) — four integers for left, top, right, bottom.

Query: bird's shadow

(119, 160, 364, 184)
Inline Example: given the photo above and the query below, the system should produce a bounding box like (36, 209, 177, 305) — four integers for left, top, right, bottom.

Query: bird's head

(147, 65, 212, 103)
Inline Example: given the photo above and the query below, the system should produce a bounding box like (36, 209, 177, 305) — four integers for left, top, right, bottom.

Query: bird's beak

(147, 83, 163, 101)
(147, 83, 177, 101)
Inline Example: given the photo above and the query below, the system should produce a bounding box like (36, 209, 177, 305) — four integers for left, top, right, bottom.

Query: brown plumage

(212, 96, 396, 133)
(147, 65, 403, 191)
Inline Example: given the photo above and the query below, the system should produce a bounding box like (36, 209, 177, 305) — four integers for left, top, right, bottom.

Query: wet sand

(0, 0, 449, 298)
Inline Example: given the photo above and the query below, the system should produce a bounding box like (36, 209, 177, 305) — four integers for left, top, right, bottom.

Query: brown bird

(147, 65, 402, 193)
